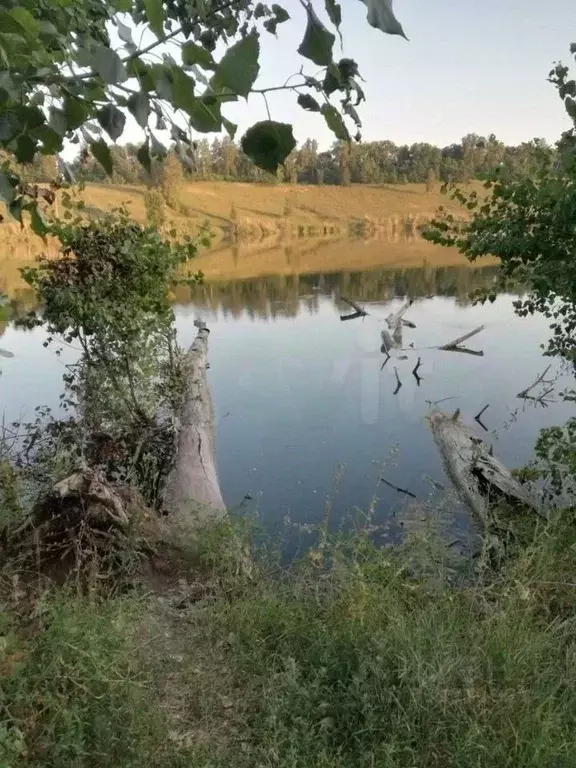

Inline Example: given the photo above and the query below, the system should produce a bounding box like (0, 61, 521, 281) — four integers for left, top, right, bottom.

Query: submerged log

(438, 325, 485, 356)
(427, 410, 544, 525)
(162, 321, 226, 529)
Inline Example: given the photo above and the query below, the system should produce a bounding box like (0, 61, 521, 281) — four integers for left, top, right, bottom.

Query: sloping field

(1, 180, 477, 298)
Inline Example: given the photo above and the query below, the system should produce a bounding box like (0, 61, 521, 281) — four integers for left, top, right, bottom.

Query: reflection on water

(0, 242, 570, 537)
(177, 263, 502, 321)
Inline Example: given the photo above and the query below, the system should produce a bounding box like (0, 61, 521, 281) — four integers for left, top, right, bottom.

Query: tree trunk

(427, 410, 545, 526)
(162, 322, 226, 529)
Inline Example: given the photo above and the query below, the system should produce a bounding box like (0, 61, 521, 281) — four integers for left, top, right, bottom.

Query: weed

(0, 591, 190, 767)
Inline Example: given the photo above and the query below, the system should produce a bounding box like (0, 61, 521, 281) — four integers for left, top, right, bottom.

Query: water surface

(1, 241, 573, 532)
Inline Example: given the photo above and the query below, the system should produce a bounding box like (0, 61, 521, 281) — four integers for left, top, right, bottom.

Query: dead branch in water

(440, 325, 485, 349)
(474, 404, 490, 431)
(517, 365, 554, 402)
(386, 299, 413, 329)
(412, 357, 423, 385)
(380, 477, 417, 499)
(339, 295, 368, 321)
(393, 366, 402, 395)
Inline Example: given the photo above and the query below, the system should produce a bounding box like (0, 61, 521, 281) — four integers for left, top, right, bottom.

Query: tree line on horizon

(11, 133, 553, 189)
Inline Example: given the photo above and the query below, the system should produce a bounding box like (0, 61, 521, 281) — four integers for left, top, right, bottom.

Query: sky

(112, 0, 576, 152)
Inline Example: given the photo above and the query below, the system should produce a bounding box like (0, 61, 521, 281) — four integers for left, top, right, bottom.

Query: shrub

(144, 188, 166, 230)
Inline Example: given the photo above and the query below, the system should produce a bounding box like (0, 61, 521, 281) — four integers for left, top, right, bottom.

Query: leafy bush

(144, 188, 166, 230)
(161, 154, 185, 210)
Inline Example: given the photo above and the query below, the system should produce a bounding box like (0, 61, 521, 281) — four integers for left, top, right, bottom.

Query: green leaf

(222, 117, 237, 139)
(298, 3, 335, 66)
(91, 139, 113, 175)
(111, 0, 132, 9)
(144, 0, 164, 39)
(323, 62, 341, 95)
(325, 0, 341, 29)
(92, 45, 128, 84)
(182, 41, 215, 70)
(212, 32, 260, 98)
(29, 204, 48, 237)
(97, 104, 126, 141)
(8, 8, 38, 38)
(263, 18, 279, 35)
(137, 141, 151, 174)
(358, 0, 408, 39)
(49, 107, 67, 137)
(33, 124, 63, 154)
(241, 120, 296, 174)
(265, 3, 290, 33)
(565, 96, 576, 122)
(16, 134, 36, 163)
(321, 104, 349, 140)
(297, 93, 321, 112)
(187, 96, 222, 133)
(64, 96, 90, 131)
(0, 171, 15, 205)
(0, 112, 21, 142)
(117, 21, 134, 47)
(127, 91, 150, 129)
(171, 69, 196, 111)
(272, 4, 290, 22)
(343, 102, 361, 127)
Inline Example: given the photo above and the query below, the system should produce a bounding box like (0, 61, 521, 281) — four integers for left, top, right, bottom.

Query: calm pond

(1, 238, 573, 534)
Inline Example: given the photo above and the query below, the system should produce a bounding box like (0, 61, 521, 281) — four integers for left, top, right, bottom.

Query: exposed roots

(2, 469, 159, 585)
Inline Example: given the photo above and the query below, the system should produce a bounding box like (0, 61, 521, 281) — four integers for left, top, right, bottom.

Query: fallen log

(162, 321, 227, 529)
(427, 410, 545, 526)
(439, 325, 484, 356)
(339, 295, 368, 321)
(385, 299, 413, 330)
(339, 295, 368, 316)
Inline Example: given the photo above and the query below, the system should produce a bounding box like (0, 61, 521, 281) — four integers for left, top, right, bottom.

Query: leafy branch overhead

(0, 0, 407, 231)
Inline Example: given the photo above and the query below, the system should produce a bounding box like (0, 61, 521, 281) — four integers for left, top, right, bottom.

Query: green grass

(1, 514, 575, 767)
(0, 591, 191, 767)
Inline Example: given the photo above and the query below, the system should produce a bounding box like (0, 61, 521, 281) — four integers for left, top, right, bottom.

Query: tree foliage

(65, 134, 556, 187)
(16, 204, 201, 503)
(425, 44, 576, 360)
(0, 0, 407, 233)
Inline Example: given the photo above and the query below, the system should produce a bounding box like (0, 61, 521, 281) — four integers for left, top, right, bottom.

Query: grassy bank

(2, 511, 575, 767)
(0, 180, 469, 263)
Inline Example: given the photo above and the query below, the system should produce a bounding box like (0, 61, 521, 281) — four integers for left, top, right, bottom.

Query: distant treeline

(15, 134, 555, 188)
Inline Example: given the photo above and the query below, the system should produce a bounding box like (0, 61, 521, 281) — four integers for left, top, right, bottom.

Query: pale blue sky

(230, 0, 576, 148)
(112, 1, 576, 151)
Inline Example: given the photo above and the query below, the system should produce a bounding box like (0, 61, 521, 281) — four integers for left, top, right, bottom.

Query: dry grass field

(0, 180, 479, 296)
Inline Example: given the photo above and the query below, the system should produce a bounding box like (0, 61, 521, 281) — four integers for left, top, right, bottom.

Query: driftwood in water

(381, 300, 416, 355)
(474, 404, 490, 431)
(438, 325, 485, 356)
(162, 321, 226, 529)
(427, 410, 544, 526)
(386, 299, 415, 330)
(517, 365, 554, 403)
(339, 295, 368, 321)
